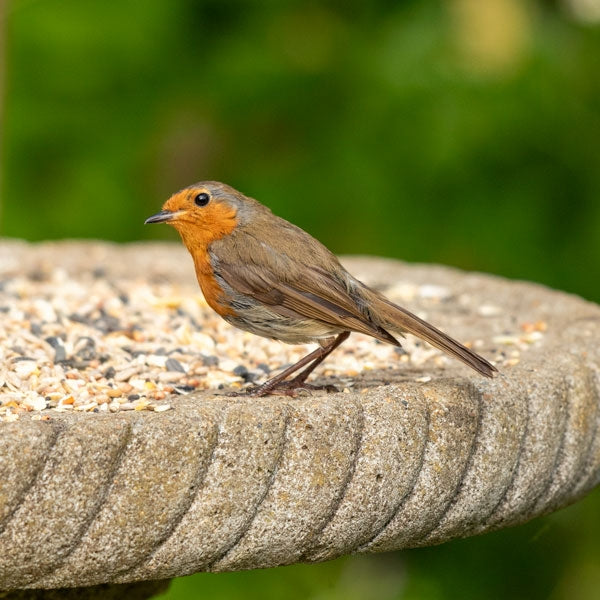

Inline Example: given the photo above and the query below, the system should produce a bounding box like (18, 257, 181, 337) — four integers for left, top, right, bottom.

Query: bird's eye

(194, 192, 210, 207)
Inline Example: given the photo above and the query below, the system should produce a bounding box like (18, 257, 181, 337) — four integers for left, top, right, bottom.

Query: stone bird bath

(0, 241, 598, 598)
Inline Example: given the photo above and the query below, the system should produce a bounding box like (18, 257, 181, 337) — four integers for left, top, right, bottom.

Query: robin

(145, 181, 497, 396)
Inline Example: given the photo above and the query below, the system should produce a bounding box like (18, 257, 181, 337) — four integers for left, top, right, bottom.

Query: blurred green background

(1, 0, 599, 598)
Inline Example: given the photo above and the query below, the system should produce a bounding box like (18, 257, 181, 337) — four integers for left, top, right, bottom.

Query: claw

(250, 381, 338, 397)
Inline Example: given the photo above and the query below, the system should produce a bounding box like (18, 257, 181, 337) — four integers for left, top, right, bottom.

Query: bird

(145, 181, 497, 396)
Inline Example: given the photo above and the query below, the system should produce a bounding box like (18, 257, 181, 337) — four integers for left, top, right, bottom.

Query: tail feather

(372, 295, 497, 378)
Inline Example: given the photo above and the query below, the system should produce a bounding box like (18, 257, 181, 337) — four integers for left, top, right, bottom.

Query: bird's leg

(253, 332, 350, 397)
(287, 331, 350, 387)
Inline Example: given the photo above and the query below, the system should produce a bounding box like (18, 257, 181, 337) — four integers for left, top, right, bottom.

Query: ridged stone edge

(0, 253, 598, 590)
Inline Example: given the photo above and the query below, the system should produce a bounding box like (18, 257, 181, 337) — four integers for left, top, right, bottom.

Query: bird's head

(145, 181, 250, 251)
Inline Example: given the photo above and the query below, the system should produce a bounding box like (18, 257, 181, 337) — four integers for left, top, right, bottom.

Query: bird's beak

(144, 210, 176, 224)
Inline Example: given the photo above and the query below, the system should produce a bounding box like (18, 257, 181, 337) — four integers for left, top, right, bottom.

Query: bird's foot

(243, 379, 338, 397)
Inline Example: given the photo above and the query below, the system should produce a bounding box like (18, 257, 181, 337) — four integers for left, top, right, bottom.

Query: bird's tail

(366, 290, 497, 378)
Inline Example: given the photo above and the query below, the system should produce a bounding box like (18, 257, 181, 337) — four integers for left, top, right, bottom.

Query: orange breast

(194, 253, 237, 317)
(176, 200, 239, 317)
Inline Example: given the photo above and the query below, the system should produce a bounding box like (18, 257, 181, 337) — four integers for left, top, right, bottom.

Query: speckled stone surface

(0, 241, 599, 590)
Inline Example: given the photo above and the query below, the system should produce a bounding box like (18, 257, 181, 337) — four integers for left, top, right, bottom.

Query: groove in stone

(35, 422, 134, 583)
(529, 375, 573, 515)
(571, 369, 600, 495)
(484, 389, 532, 526)
(357, 400, 432, 552)
(538, 367, 600, 511)
(207, 405, 293, 570)
(0, 423, 63, 537)
(117, 419, 221, 577)
(421, 386, 484, 542)
(301, 398, 366, 559)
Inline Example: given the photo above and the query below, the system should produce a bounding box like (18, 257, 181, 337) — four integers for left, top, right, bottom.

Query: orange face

(146, 186, 238, 253)
(145, 185, 240, 317)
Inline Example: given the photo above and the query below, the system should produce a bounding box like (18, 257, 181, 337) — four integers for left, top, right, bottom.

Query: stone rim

(0, 244, 598, 589)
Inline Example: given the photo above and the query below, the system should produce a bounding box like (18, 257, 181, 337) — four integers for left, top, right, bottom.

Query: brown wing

(210, 222, 399, 345)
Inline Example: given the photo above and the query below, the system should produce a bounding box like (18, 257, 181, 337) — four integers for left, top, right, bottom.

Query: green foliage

(4, 0, 600, 300)
(3, 1, 600, 598)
